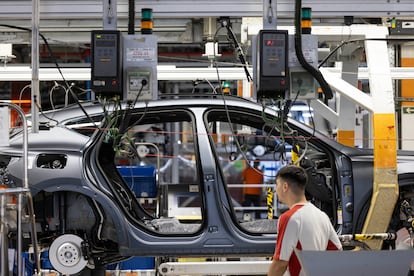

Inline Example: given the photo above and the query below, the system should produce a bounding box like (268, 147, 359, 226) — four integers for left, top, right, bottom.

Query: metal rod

(0, 193, 9, 276)
(31, 0, 40, 133)
(17, 193, 22, 276)
(0, 102, 40, 276)
(26, 193, 40, 275)
(0, 188, 30, 194)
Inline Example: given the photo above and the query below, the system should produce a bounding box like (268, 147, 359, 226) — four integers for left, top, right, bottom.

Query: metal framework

(0, 65, 414, 81)
(0, 0, 412, 19)
(0, 1, 412, 44)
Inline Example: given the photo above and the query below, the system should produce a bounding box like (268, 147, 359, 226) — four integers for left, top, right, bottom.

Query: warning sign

(402, 107, 414, 114)
(126, 47, 156, 62)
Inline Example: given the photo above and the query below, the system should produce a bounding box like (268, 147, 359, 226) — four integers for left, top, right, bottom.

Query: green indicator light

(141, 8, 153, 34)
(223, 81, 230, 88)
(141, 8, 153, 20)
(302, 7, 311, 20)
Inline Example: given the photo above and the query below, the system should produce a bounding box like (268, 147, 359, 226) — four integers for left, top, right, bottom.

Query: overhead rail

(1, 66, 414, 81)
(0, 0, 411, 19)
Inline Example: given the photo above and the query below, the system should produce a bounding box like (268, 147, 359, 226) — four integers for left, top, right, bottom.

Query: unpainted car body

(1, 95, 413, 272)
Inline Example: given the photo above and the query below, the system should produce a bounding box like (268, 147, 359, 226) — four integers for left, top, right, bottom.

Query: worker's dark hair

(276, 165, 307, 194)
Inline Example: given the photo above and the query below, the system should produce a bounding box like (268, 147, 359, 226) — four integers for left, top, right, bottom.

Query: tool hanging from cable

(221, 18, 253, 82)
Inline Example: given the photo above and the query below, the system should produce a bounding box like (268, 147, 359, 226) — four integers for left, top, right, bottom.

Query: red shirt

(274, 202, 342, 276)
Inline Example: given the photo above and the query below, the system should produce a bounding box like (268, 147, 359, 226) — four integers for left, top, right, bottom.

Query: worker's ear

(282, 181, 289, 192)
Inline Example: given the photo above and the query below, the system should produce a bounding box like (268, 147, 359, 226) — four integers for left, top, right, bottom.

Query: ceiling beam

(1, 65, 414, 82)
(0, 0, 411, 20)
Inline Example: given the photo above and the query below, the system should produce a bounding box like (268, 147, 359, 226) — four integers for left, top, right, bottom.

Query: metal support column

(31, 0, 40, 133)
(361, 28, 399, 250)
(319, 26, 399, 250)
(400, 45, 414, 150)
(0, 192, 9, 276)
(337, 44, 364, 147)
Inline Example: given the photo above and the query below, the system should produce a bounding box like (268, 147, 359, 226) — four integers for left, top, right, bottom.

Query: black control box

(256, 30, 289, 100)
(91, 30, 122, 95)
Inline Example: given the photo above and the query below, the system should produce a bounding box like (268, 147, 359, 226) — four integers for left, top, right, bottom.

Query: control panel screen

(261, 32, 287, 77)
(256, 29, 289, 99)
(91, 30, 121, 94)
(265, 39, 284, 47)
(93, 33, 118, 77)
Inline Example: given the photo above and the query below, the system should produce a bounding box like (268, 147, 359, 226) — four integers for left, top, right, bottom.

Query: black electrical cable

(318, 37, 414, 68)
(267, 0, 274, 25)
(133, 79, 148, 106)
(33, 95, 60, 126)
(315, 36, 413, 138)
(222, 20, 253, 82)
(117, 80, 145, 133)
(318, 39, 360, 68)
(294, 0, 333, 100)
(128, 0, 135, 35)
(0, 24, 98, 128)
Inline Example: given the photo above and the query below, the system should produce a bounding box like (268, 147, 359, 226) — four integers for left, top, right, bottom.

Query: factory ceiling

(0, 0, 412, 66)
(0, 0, 411, 44)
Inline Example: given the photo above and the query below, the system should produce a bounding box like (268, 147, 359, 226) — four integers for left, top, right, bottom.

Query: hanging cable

(33, 95, 59, 125)
(221, 19, 253, 82)
(49, 81, 66, 109)
(267, 0, 274, 25)
(18, 84, 32, 108)
(0, 24, 97, 127)
(128, 0, 135, 35)
(294, 1, 333, 101)
(107, 0, 114, 25)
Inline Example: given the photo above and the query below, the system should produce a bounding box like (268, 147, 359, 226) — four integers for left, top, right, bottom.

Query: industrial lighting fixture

(301, 7, 312, 34)
(0, 44, 16, 66)
(141, 8, 153, 34)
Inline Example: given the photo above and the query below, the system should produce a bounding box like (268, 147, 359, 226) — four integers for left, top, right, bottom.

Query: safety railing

(0, 102, 40, 276)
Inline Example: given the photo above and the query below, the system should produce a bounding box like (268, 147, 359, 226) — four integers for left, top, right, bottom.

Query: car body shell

(1, 95, 414, 262)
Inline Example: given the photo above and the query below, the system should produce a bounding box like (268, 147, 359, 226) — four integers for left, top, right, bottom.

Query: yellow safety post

(319, 26, 399, 249)
(267, 187, 273, 219)
(361, 114, 398, 249)
(361, 33, 399, 249)
(337, 130, 355, 147)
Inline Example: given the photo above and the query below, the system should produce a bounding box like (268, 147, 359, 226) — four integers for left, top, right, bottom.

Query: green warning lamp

(141, 8, 153, 34)
(222, 81, 231, 94)
(301, 7, 312, 34)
